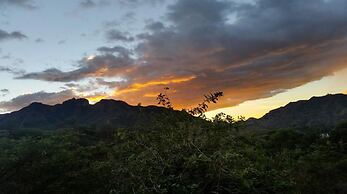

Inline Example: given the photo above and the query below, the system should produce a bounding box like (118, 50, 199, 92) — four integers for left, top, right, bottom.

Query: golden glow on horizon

(86, 95, 107, 104)
(115, 76, 196, 95)
(206, 68, 347, 119)
(74, 68, 347, 120)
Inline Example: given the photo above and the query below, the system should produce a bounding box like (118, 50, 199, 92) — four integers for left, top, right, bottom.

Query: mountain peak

(248, 93, 347, 130)
(24, 102, 51, 111)
(28, 102, 45, 107)
(0, 98, 189, 130)
(95, 99, 130, 106)
(62, 98, 90, 106)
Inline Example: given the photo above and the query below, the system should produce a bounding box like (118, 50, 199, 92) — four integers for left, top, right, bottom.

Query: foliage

(0, 119, 347, 193)
(330, 121, 347, 150)
(188, 91, 224, 117)
(157, 87, 173, 109)
(156, 89, 224, 118)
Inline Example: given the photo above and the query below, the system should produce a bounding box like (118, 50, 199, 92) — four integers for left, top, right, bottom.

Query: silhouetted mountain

(2, 94, 347, 132)
(247, 94, 347, 131)
(0, 98, 193, 131)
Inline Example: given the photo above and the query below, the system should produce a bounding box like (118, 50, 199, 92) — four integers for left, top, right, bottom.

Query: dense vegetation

(1, 116, 347, 194)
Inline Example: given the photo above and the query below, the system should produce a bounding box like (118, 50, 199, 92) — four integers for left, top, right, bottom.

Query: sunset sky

(1, 0, 347, 118)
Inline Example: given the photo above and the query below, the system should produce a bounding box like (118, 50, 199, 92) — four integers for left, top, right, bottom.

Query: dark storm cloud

(18, 53, 134, 82)
(105, 29, 135, 42)
(17, 0, 347, 109)
(0, 90, 76, 112)
(0, 29, 27, 41)
(116, 0, 347, 108)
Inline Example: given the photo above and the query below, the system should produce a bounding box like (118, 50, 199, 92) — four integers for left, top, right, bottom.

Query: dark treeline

(0, 116, 347, 194)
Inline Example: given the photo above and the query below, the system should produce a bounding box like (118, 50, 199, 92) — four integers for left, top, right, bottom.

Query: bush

(0, 123, 346, 193)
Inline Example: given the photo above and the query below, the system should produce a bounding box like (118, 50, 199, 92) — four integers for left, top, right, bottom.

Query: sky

(0, 0, 347, 118)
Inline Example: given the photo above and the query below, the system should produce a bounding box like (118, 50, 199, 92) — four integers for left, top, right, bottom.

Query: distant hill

(0, 98, 193, 131)
(247, 94, 347, 131)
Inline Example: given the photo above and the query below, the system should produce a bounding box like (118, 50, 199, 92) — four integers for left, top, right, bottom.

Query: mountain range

(0, 98, 192, 131)
(0, 94, 347, 131)
(247, 94, 347, 130)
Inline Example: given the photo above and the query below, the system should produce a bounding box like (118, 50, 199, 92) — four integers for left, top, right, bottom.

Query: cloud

(0, 66, 13, 73)
(0, 29, 27, 41)
(35, 38, 44, 43)
(0, 0, 36, 9)
(0, 66, 24, 75)
(145, 21, 165, 32)
(102, 12, 136, 29)
(79, 0, 110, 9)
(17, 0, 347, 110)
(57, 40, 66, 45)
(0, 90, 76, 112)
(115, 0, 347, 108)
(117, 0, 166, 7)
(1, 54, 11, 59)
(18, 53, 134, 82)
(80, 0, 96, 8)
(97, 46, 133, 56)
(105, 29, 135, 42)
(0, 89, 9, 97)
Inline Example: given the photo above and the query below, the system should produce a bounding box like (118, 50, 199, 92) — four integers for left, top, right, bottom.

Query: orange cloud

(143, 93, 159, 98)
(115, 76, 196, 95)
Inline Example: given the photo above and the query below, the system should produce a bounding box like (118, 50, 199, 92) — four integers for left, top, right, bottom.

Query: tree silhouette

(156, 87, 173, 109)
(188, 91, 224, 117)
(156, 89, 224, 118)
(213, 112, 234, 124)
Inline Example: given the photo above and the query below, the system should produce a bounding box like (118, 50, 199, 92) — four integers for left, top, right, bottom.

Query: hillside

(0, 98, 193, 131)
(247, 94, 347, 130)
(1, 110, 347, 193)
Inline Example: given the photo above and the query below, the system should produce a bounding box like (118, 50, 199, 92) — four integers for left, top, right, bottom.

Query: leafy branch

(156, 87, 173, 109)
(188, 91, 224, 117)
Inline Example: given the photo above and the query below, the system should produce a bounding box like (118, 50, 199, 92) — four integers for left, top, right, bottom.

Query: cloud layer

(0, 0, 36, 9)
(0, 90, 75, 112)
(0, 89, 9, 97)
(15, 0, 347, 110)
(0, 29, 27, 41)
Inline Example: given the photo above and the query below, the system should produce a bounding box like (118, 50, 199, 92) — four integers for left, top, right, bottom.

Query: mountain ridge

(1, 94, 347, 131)
(0, 98, 193, 130)
(247, 93, 347, 130)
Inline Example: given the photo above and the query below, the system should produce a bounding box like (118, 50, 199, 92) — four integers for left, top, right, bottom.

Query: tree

(212, 112, 234, 124)
(156, 87, 173, 109)
(188, 91, 224, 117)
